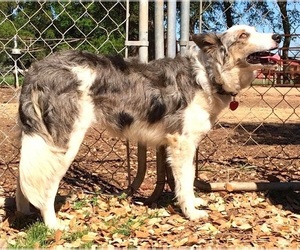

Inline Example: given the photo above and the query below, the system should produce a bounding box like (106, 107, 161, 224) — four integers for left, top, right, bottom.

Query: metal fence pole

(199, 0, 203, 33)
(167, 0, 176, 58)
(155, 0, 165, 59)
(147, 0, 168, 202)
(139, 0, 148, 63)
(136, 0, 148, 192)
(180, 0, 190, 55)
(150, 0, 178, 201)
(125, 0, 130, 58)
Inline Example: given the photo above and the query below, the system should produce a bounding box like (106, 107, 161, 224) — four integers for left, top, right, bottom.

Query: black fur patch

(107, 55, 128, 72)
(147, 95, 166, 123)
(117, 111, 134, 129)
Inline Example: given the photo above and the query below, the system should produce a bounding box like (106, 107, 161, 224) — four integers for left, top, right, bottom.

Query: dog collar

(212, 79, 239, 110)
(215, 84, 239, 111)
(215, 84, 237, 97)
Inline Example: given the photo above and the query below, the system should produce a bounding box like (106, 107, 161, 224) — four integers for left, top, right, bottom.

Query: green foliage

(73, 199, 88, 210)
(0, 1, 298, 71)
(112, 217, 145, 237)
(0, 1, 129, 68)
(0, 74, 24, 87)
(64, 228, 90, 242)
(10, 222, 54, 249)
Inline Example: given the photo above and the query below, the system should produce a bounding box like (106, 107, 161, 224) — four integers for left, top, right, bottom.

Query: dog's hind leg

(166, 133, 208, 220)
(17, 120, 90, 229)
(17, 133, 68, 229)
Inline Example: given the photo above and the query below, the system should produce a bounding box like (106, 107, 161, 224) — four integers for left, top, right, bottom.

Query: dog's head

(192, 25, 281, 95)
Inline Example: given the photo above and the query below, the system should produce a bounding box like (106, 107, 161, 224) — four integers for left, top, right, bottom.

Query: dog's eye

(239, 33, 249, 39)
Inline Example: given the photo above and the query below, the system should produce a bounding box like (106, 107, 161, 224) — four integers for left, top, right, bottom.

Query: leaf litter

(1, 190, 300, 248)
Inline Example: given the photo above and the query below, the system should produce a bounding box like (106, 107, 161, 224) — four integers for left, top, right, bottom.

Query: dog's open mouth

(246, 51, 279, 65)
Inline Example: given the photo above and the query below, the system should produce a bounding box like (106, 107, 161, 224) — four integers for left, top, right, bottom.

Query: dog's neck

(198, 55, 238, 97)
(211, 77, 237, 96)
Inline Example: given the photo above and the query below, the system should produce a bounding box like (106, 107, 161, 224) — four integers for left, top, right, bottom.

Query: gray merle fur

(19, 50, 205, 148)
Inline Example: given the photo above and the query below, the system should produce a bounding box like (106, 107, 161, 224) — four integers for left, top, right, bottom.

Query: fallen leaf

(130, 222, 141, 230)
(146, 217, 162, 226)
(81, 232, 97, 243)
(186, 235, 199, 246)
(277, 237, 290, 247)
(66, 239, 82, 248)
(55, 230, 63, 243)
(198, 223, 219, 234)
(157, 208, 170, 217)
(69, 217, 77, 228)
(260, 223, 271, 234)
(135, 230, 149, 238)
(173, 237, 188, 247)
(77, 193, 85, 199)
(237, 223, 252, 230)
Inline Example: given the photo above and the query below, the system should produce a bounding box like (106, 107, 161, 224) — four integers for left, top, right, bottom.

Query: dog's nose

(272, 34, 281, 43)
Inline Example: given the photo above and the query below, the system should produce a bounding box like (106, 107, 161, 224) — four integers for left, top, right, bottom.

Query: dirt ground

(0, 85, 300, 247)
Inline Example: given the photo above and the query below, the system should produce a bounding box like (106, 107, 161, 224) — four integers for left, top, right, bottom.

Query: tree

(0, 1, 130, 68)
(188, 1, 239, 33)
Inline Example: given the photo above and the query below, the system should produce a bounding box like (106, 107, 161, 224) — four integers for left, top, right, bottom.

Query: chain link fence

(0, 1, 299, 204)
(195, 1, 300, 189)
(0, 1, 135, 199)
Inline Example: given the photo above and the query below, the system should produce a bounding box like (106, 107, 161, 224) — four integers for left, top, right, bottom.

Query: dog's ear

(192, 33, 223, 54)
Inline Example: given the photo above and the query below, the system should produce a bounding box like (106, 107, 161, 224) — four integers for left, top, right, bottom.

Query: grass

(112, 217, 140, 236)
(6, 193, 163, 248)
(9, 221, 95, 249)
(73, 199, 88, 210)
(0, 74, 24, 87)
(252, 79, 273, 85)
(9, 222, 54, 249)
(63, 229, 94, 248)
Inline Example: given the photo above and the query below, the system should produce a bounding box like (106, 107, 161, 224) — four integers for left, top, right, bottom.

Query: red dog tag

(229, 97, 239, 111)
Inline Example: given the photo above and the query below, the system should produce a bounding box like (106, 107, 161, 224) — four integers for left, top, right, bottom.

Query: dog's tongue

(247, 52, 280, 65)
(260, 54, 281, 63)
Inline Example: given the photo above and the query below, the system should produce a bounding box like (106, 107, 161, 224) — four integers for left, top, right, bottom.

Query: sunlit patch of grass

(7, 193, 169, 248)
(9, 222, 54, 249)
(111, 215, 151, 237)
(112, 217, 137, 236)
(73, 199, 88, 210)
(0, 74, 24, 87)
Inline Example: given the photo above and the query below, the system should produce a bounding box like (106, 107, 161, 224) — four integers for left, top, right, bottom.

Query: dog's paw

(186, 209, 209, 221)
(44, 218, 67, 231)
(194, 197, 208, 207)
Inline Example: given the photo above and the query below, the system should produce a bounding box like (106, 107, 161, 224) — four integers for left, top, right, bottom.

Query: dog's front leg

(166, 133, 208, 220)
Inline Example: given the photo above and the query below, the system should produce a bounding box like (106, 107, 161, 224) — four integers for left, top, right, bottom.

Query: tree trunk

(223, 1, 234, 28)
(277, 2, 291, 84)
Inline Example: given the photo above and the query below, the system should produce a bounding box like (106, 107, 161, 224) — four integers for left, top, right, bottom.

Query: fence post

(136, 0, 148, 192)
(180, 0, 190, 55)
(139, 0, 148, 63)
(148, 0, 179, 202)
(145, 0, 169, 203)
(199, 0, 203, 33)
(155, 0, 165, 59)
(167, 0, 177, 57)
